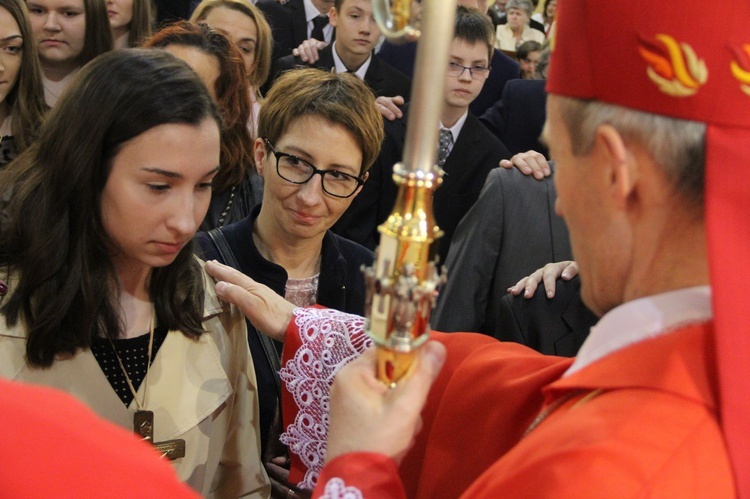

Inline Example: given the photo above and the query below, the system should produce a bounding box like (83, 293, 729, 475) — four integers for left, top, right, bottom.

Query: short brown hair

(455, 6, 495, 63)
(259, 69, 384, 175)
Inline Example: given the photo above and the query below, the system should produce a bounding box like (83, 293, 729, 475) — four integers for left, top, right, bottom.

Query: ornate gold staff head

(365, 0, 457, 386)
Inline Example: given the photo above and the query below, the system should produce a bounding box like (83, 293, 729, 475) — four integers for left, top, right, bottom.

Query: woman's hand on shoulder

(205, 260, 294, 342)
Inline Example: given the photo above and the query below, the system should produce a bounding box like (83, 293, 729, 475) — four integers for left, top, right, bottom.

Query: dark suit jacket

(195, 204, 373, 456)
(256, 0, 294, 62)
(431, 166, 572, 335)
(377, 41, 520, 115)
(480, 78, 549, 157)
(278, 0, 336, 55)
(332, 106, 510, 265)
(160, 0, 191, 24)
(494, 277, 598, 357)
(282, 0, 312, 54)
(272, 44, 411, 98)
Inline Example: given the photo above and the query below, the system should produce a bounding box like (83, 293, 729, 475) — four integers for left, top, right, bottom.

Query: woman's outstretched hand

(206, 260, 294, 342)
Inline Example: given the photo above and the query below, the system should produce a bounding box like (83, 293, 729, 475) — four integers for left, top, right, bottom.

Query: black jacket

(256, 0, 295, 62)
(480, 78, 549, 157)
(432, 166, 572, 336)
(200, 170, 263, 232)
(195, 204, 373, 455)
(495, 277, 598, 357)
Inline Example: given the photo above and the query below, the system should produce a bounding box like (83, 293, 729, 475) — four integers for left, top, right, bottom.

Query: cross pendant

(134, 410, 186, 460)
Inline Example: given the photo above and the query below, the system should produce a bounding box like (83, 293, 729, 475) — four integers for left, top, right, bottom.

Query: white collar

(565, 286, 712, 376)
(440, 110, 469, 142)
(331, 41, 372, 79)
(304, 0, 325, 22)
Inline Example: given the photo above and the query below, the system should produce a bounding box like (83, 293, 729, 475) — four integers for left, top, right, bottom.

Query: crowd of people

(0, 0, 748, 497)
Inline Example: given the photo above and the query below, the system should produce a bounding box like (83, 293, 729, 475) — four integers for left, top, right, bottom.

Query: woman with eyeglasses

(196, 68, 383, 499)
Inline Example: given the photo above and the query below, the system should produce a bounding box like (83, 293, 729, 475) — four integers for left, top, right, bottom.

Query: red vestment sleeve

(314, 453, 406, 498)
(278, 307, 571, 494)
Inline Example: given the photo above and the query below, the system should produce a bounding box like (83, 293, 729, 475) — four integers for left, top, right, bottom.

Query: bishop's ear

(594, 124, 637, 211)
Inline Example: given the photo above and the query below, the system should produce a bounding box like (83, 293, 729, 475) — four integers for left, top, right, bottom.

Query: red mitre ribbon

(547, 0, 750, 495)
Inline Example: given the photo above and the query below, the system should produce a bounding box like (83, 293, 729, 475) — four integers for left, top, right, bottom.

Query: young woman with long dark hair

(0, 48, 268, 496)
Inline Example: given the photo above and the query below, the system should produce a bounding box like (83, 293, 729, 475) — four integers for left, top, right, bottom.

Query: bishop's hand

(325, 341, 446, 465)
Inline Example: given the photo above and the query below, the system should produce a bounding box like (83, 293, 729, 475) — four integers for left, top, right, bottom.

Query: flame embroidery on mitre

(730, 44, 750, 96)
(638, 34, 708, 97)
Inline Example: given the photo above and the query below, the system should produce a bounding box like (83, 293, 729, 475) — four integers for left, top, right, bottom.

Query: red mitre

(547, 0, 750, 495)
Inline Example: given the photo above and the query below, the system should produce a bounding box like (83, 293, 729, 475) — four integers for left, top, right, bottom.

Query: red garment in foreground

(0, 378, 198, 498)
(280, 309, 734, 497)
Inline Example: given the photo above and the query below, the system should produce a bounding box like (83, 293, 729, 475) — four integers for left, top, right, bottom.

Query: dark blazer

(332, 106, 511, 265)
(200, 170, 263, 231)
(431, 166, 572, 335)
(195, 204, 373, 456)
(160, 0, 192, 24)
(377, 41, 520, 115)
(480, 78, 549, 157)
(494, 277, 598, 357)
(272, 44, 412, 99)
(281, 0, 312, 54)
(256, 0, 295, 62)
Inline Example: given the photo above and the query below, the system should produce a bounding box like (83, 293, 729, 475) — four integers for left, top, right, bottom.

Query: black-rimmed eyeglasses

(263, 138, 364, 198)
(447, 61, 491, 80)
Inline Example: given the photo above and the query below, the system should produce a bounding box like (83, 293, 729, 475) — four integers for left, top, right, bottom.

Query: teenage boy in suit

(333, 6, 510, 265)
(271, 0, 411, 99)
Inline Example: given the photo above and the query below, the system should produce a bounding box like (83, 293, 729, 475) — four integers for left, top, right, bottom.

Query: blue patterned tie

(437, 128, 453, 167)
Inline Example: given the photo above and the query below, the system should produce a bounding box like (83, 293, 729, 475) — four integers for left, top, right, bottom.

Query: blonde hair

(190, 0, 273, 93)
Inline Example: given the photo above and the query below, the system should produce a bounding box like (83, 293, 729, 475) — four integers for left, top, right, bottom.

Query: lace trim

(279, 308, 371, 490)
(319, 478, 364, 499)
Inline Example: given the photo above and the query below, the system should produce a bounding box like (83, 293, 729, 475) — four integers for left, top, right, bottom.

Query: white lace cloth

(279, 308, 371, 490)
(319, 478, 364, 499)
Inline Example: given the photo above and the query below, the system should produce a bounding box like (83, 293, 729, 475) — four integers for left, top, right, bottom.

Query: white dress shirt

(566, 286, 712, 376)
